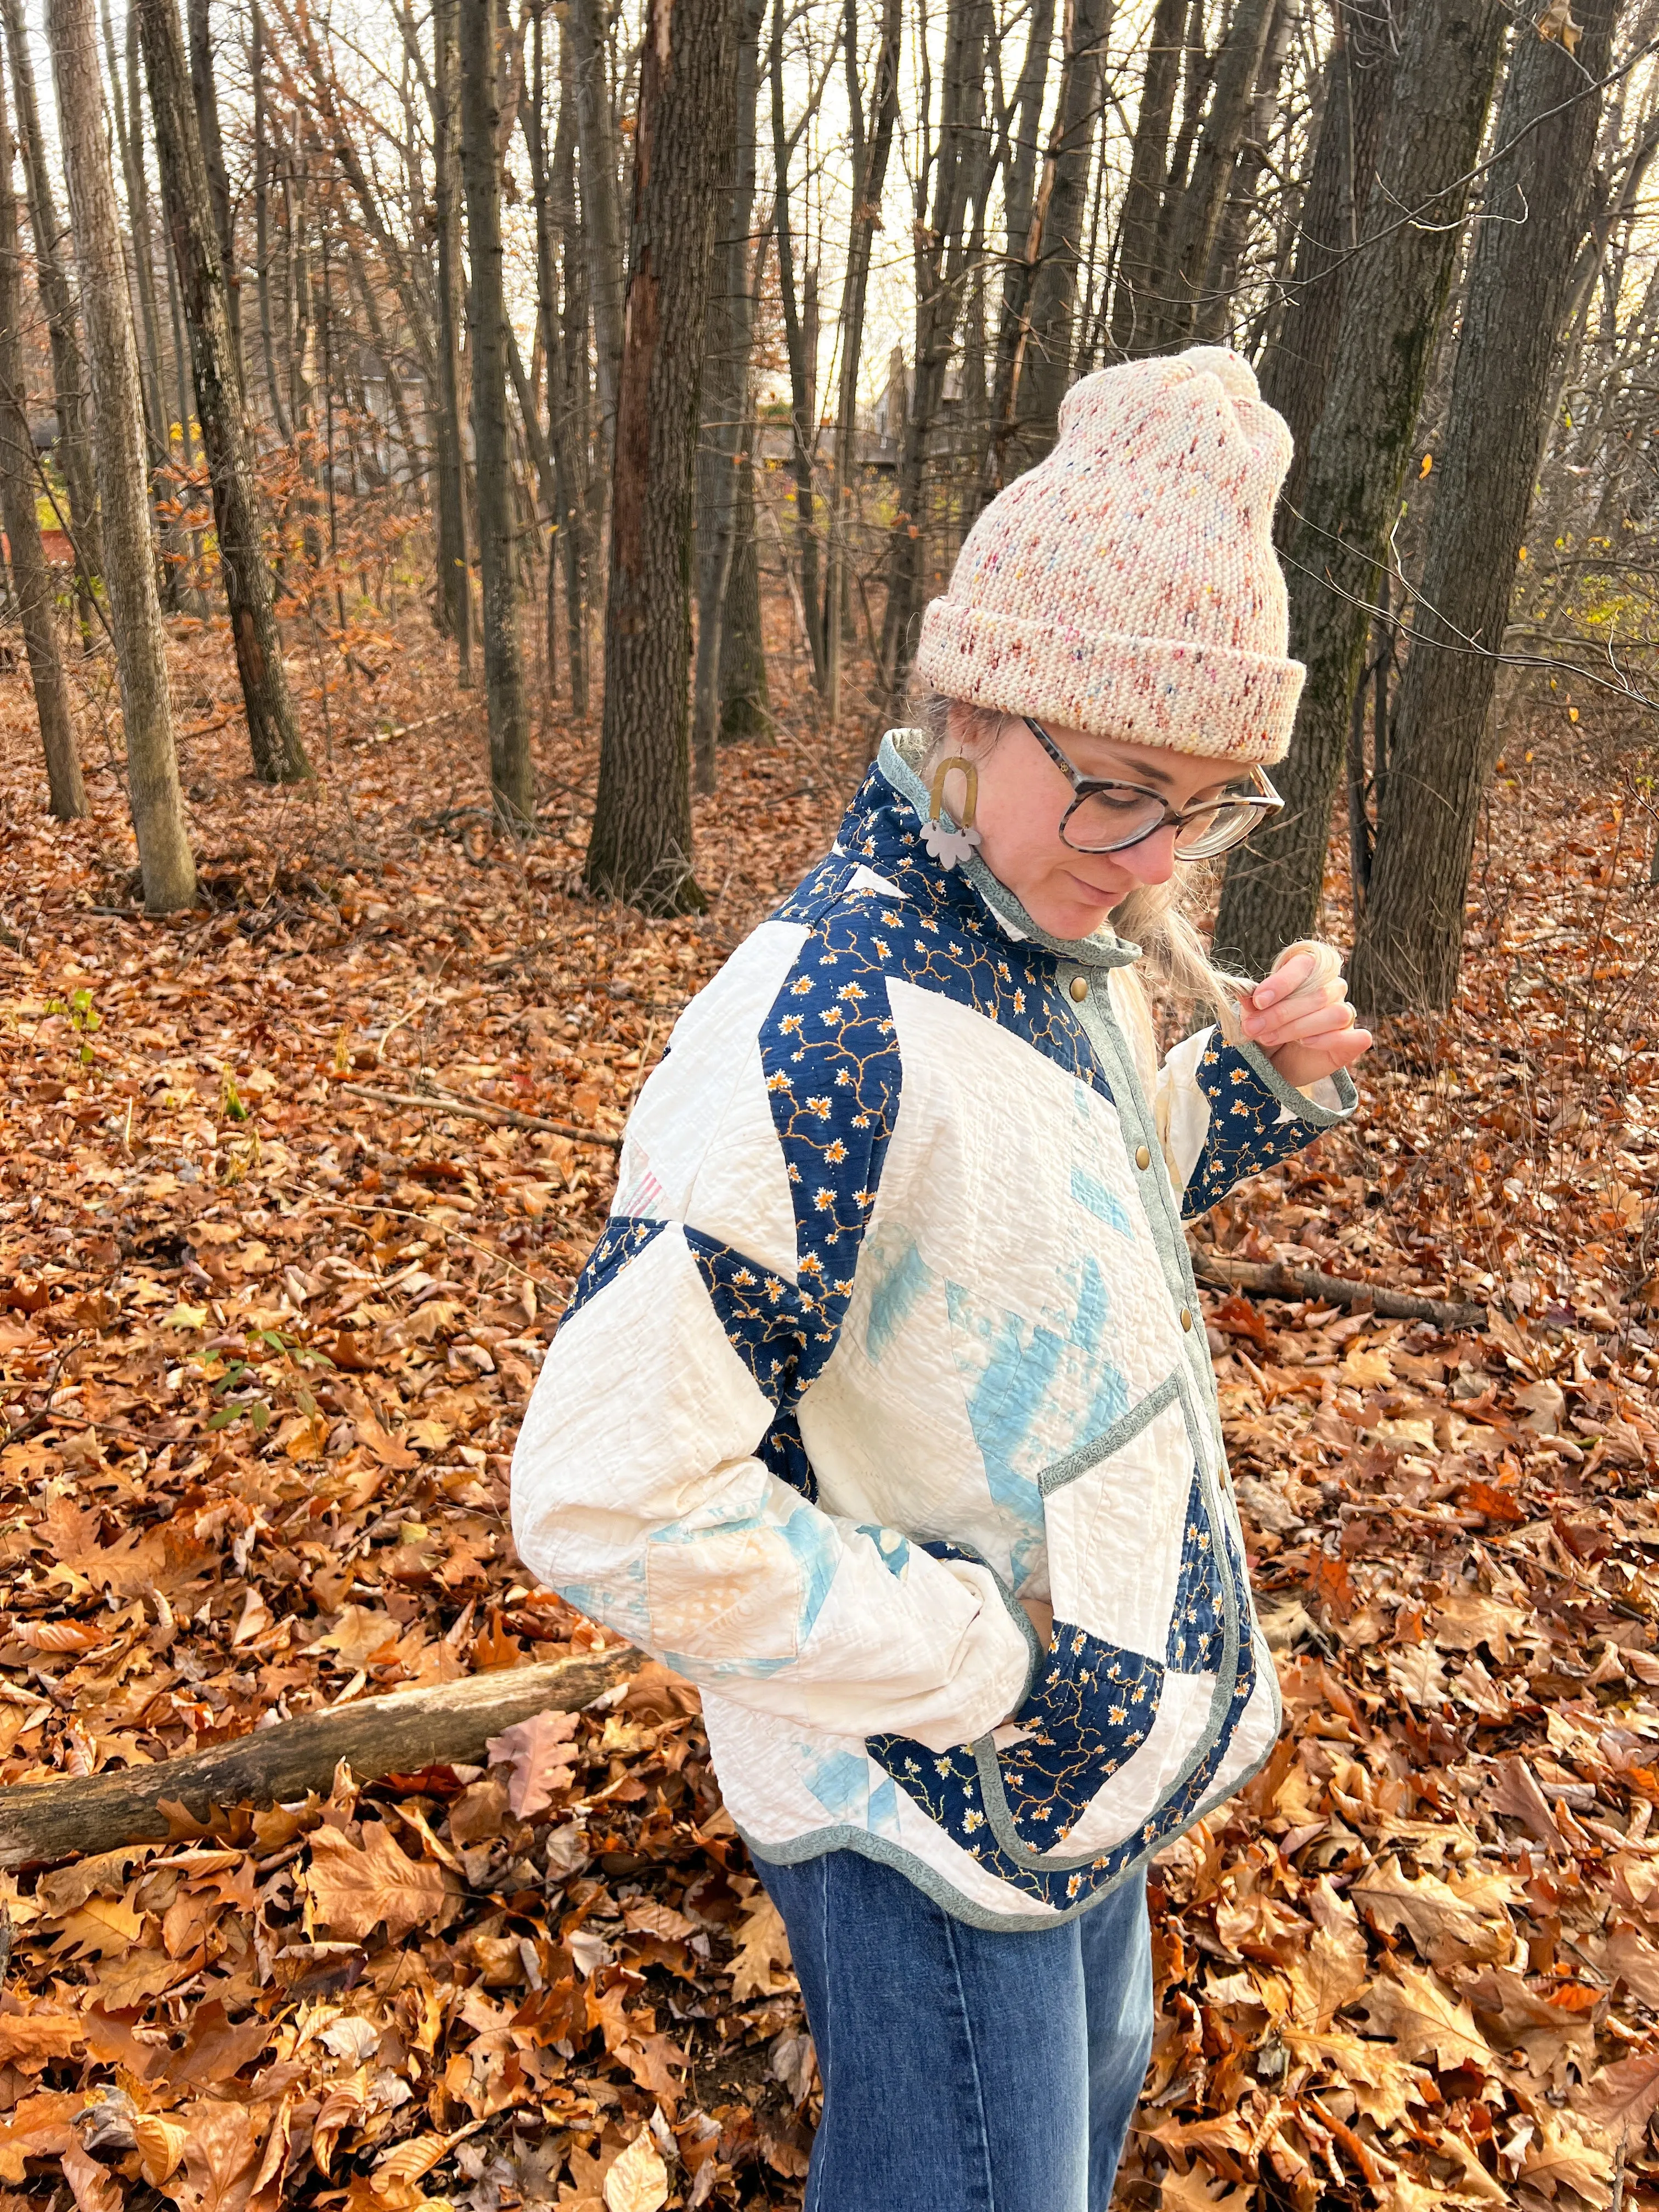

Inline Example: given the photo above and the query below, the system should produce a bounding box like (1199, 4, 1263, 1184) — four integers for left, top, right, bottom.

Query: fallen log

(340, 1081, 623, 1150)
(0, 1647, 639, 1869)
(1191, 1253, 1487, 1331)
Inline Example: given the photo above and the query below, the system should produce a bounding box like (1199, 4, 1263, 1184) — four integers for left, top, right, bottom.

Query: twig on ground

(340, 1080, 623, 1149)
(1192, 1251, 1487, 1330)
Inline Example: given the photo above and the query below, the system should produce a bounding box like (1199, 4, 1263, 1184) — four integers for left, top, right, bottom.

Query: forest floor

(0, 596, 1656, 2212)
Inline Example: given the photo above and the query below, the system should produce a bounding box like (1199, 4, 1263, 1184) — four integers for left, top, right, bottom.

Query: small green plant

(46, 987, 101, 1065)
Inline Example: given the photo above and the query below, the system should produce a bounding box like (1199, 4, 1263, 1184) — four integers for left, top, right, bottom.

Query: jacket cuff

(1229, 1037, 1358, 1128)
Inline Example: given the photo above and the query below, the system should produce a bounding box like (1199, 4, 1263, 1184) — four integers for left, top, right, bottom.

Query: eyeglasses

(1023, 717, 1283, 860)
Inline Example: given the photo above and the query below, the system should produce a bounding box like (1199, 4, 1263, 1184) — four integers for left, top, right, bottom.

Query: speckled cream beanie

(913, 345, 1304, 763)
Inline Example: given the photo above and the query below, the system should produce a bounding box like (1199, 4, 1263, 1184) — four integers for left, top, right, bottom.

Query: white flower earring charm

(922, 755, 983, 871)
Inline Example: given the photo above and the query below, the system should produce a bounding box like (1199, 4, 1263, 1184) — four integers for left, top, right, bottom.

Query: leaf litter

(0, 617, 1656, 2208)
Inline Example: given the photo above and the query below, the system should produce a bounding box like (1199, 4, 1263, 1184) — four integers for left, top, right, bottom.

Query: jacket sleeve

(509, 916, 1035, 1753)
(1155, 1026, 1358, 1220)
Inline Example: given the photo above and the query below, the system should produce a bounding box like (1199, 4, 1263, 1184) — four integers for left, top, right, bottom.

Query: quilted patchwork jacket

(511, 731, 1357, 1927)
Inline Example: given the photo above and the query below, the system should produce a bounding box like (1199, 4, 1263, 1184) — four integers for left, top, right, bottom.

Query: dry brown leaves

(0, 602, 1655, 2208)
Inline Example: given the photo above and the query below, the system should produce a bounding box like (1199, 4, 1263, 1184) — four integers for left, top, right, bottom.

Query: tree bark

(879, 0, 994, 716)
(550, 9, 590, 715)
(1108, 0, 1184, 359)
(1013, 0, 1114, 460)
(140, 0, 311, 786)
(0, 1649, 637, 1869)
(1153, 0, 1276, 350)
(718, 416, 769, 739)
(430, 0, 472, 676)
(1257, 3, 1398, 537)
(817, 0, 899, 726)
(566, 0, 624, 462)
(769, 0, 825, 691)
(585, 0, 739, 911)
(251, 2, 290, 441)
(47, 0, 195, 911)
(979, 0, 1055, 501)
(1211, 0, 1508, 978)
(185, 0, 240, 384)
(692, 0, 769, 782)
(1195, 0, 1293, 345)
(1351, 0, 1621, 1016)
(0, 55, 82, 819)
(460, 0, 533, 827)
(1, 0, 103, 607)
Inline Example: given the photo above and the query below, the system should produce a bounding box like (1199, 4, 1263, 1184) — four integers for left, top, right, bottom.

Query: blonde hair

(915, 694, 1252, 1051)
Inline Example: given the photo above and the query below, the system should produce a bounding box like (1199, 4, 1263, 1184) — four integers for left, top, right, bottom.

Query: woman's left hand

(1240, 945, 1374, 1092)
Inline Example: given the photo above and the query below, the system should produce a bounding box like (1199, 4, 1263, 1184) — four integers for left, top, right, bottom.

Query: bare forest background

(1, 1, 1658, 2208)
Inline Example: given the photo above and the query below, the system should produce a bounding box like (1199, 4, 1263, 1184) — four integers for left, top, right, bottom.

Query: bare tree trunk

(100, 0, 163, 456)
(769, 0, 825, 690)
(140, 0, 310, 786)
(251, 2, 290, 440)
(1, 0, 103, 614)
(0, 55, 81, 817)
(566, 0, 624, 461)
(47, 0, 195, 910)
(585, 0, 739, 910)
(1013, 0, 1114, 459)
(1352, 0, 1621, 1015)
(1108, 0, 1184, 359)
(692, 0, 769, 783)
(1212, 0, 1507, 977)
(819, 0, 900, 725)
(719, 414, 768, 738)
(460, 0, 532, 827)
(431, 0, 472, 677)
(1153, 0, 1276, 350)
(979, 0, 1054, 505)
(1195, 0, 1293, 345)
(879, 0, 993, 716)
(185, 0, 240, 383)
(1257, 3, 1398, 536)
(551, 10, 589, 714)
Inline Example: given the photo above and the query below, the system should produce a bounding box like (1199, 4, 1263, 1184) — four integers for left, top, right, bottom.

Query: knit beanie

(913, 346, 1304, 764)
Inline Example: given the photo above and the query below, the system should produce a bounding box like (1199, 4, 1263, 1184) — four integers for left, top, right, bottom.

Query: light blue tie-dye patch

(1069, 1164, 1132, 1237)
(856, 1523, 912, 1578)
(802, 1746, 871, 1821)
(864, 1232, 935, 1364)
(867, 1775, 902, 1838)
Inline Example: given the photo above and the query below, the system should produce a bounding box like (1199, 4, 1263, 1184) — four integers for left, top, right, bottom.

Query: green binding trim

(967, 1365, 1244, 1872)
(1036, 1372, 1183, 1497)
(879, 730, 1141, 972)
(1232, 1032, 1359, 1127)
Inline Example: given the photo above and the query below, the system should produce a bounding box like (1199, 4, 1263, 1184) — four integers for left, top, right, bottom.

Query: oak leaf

(603, 2128, 669, 2212)
(1572, 2049, 1659, 2143)
(306, 1820, 454, 1943)
(61, 2140, 122, 2212)
(1521, 2114, 1611, 2202)
(726, 1894, 791, 2001)
(486, 1708, 579, 1819)
(1352, 1965, 1494, 2075)
(1351, 1855, 1516, 1968)
(0, 2007, 86, 2069)
(157, 2101, 262, 2212)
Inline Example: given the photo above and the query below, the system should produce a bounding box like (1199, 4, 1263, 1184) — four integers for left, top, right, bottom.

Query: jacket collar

(837, 730, 1141, 972)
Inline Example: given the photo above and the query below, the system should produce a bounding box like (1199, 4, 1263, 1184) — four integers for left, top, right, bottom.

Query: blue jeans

(753, 1848, 1154, 2212)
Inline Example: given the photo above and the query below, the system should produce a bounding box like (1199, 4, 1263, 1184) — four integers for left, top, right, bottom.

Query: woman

(512, 347, 1372, 2210)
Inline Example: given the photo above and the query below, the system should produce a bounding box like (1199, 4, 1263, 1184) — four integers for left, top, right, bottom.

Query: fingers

(1242, 977, 1352, 1049)
(1250, 950, 1313, 1009)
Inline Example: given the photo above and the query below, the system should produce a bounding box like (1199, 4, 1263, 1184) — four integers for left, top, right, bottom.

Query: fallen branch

(0, 1648, 639, 1868)
(340, 1081, 623, 1150)
(1191, 1252, 1487, 1331)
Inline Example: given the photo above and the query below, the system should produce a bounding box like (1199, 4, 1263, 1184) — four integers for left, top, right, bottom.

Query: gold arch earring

(922, 756, 982, 871)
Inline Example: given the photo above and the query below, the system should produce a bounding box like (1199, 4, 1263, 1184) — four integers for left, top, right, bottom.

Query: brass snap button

(1180, 1307, 1194, 1331)
(1135, 1144, 1151, 1170)
(1068, 975, 1088, 1003)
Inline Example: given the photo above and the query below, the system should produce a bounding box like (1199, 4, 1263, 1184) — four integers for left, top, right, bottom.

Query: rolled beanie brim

(913, 597, 1305, 766)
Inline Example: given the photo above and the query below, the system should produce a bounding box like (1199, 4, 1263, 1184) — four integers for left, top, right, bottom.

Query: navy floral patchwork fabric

(1182, 1041, 1323, 1220)
(1165, 1470, 1226, 1671)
